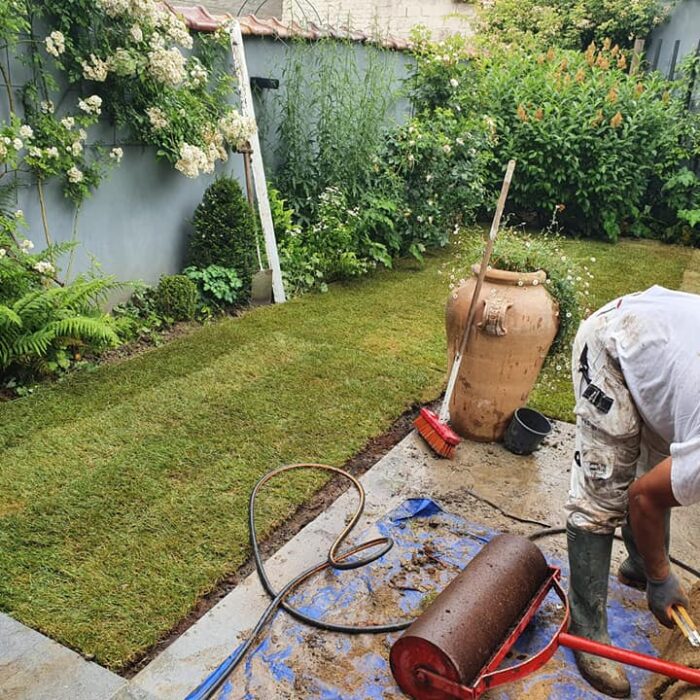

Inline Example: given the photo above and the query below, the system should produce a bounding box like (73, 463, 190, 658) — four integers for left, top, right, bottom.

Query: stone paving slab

(0, 613, 125, 700)
(108, 684, 160, 700)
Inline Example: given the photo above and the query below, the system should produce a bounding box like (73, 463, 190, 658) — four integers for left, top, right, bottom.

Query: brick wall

(183, 0, 284, 19)
(283, 0, 476, 39)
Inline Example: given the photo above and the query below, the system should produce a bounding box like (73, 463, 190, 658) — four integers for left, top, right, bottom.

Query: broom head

(414, 407, 462, 459)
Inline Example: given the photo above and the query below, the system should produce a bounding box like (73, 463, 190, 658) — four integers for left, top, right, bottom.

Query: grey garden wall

(0, 35, 411, 291)
(647, 0, 700, 109)
(248, 37, 412, 172)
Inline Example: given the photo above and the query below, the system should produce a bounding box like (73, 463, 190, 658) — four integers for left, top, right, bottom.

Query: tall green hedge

(407, 34, 700, 241)
(478, 0, 667, 52)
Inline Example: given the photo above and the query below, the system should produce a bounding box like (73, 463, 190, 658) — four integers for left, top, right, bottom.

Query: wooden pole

(630, 37, 645, 76)
(243, 148, 265, 272)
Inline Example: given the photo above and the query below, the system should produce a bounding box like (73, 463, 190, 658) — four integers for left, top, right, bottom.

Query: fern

(0, 183, 19, 219)
(0, 276, 120, 381)
(9, 328, 57, 361)
(48, 316, 119, 344)
(60, 276, 115, 310)
(0, 305, 22, 328)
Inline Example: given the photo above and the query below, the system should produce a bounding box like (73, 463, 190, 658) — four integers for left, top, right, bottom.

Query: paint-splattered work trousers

(565, 308, 669, 534)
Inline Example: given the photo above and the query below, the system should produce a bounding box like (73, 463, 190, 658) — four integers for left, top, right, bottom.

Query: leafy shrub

(353, 188, 403, 262)
(276, 187, 392, 295)
(408, 29, 481, 114)
(187, 177, 257, 298)
(657, 168, 700, 243)
(478, 0, 669, 52)
(112, 284, 167, 343)
(155, 274, 197, 321)
(267, 189, 319, 296)
(379, 108, 492, 257)
(455, 43, 699, 240)
(269, 187, 299, 240)
(184, 265, 242, 307)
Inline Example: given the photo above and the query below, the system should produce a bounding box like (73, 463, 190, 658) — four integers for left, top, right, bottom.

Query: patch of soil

(644, 582, 700, 699)
(97, 320, 202, 366)
(291, 627, 396, 699)
(520, 664, 568, 700)
(121, 402, 422, 678)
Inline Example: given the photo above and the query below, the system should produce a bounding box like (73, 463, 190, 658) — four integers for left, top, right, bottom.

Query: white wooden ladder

(229, 21, 286, 303)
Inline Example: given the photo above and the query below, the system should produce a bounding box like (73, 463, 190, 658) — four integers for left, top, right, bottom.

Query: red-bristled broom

(415, 159, 517, 458)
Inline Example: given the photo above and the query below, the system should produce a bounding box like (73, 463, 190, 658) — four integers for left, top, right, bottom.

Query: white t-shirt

(607, 286, 700, 506)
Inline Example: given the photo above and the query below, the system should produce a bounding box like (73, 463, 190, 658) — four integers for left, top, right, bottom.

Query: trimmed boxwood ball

(187, 177, 258, 299)
(155, 274, 198, 321)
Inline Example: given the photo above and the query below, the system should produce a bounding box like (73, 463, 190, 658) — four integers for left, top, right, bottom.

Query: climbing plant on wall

(0, 0, 255, 208)
(35, 0, 255, 178)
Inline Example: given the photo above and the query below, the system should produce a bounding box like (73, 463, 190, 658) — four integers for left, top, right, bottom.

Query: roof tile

(172, 4, 411, 50)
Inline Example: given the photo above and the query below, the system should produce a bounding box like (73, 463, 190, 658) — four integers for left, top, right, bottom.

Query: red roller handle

(559, 632, 700, 686)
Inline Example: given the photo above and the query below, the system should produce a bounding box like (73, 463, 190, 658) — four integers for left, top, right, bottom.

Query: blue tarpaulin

(198, 499, 659, 700)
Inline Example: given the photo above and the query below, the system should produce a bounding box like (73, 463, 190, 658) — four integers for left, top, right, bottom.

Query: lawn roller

(390, 533, 700, 699)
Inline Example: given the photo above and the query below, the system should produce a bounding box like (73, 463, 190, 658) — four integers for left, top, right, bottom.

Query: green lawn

(0, 236, 691, 669)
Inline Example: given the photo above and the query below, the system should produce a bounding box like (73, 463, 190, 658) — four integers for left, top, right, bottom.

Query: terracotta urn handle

(479, 295, 511, 336)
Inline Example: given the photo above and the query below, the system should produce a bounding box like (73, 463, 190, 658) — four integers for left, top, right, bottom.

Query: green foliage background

(478, 0, 668, 51)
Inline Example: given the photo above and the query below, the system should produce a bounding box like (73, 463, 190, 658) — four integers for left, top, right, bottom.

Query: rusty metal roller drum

(390, 534, 550, 700)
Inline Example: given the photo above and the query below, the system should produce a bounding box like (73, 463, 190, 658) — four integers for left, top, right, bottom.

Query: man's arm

(628, 457, 688, 626)
(629, 457, 678, 579)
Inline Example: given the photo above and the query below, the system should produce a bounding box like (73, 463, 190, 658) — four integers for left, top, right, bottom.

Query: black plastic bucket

(503, 407, 552, 455)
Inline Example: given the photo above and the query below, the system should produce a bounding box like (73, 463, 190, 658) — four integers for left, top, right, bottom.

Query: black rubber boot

(567, 523, 631, 698)
(618, 510, 671, 590)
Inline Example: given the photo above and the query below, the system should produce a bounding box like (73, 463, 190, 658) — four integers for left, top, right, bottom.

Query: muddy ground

(131, 411, 700, 699)
(646, 582, 700, 699)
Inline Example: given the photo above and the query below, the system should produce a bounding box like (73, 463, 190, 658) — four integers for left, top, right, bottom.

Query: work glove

(647, 570, 689, 628)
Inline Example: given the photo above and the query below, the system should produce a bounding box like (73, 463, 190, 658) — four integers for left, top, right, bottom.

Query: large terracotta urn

(445, 265, 559, 442)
